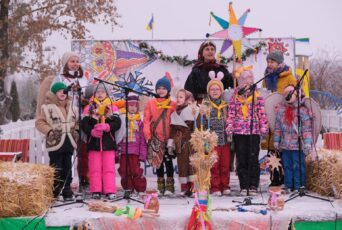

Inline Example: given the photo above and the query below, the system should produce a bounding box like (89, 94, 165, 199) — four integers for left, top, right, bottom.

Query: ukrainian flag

(146, 15, 154, 31)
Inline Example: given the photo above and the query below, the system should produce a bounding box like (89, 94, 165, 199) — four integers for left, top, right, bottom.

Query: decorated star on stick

(206, 2, 262, 60)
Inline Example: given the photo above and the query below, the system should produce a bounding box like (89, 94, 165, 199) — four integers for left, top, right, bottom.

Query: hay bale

(306, 148, 342, 198)
(0, 162, 54, 217)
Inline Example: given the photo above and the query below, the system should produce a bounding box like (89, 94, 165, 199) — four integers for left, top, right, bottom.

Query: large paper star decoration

(206, 2, 262, 60)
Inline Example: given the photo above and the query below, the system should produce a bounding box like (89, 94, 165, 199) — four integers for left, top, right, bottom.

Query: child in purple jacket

(226, 67, 268, 196)
(117, 93, 147, 194)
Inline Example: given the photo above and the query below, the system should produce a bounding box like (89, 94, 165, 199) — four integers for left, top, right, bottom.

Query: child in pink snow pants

(82, 83, 121, 200)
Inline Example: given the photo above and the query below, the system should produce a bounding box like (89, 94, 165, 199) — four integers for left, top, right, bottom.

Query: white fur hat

(61, 51, 80, 67)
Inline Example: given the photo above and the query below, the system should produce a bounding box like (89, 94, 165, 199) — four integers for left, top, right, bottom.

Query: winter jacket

(273, 102, 313, 153)
(226, 90, 268, 136)
(143, 98, 176, 142)
(169, 105, 198, 156)
(185, 65, 234, 101)
(82, 104, 121, 151)
(35, 92, 79, 152)
(198, 98, 228, 146)
(118, 113, 147, 161)
(263, 66, 297, 93)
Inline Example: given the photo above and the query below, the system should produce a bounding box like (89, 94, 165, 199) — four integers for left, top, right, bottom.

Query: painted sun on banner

(71, 40, 155, 85)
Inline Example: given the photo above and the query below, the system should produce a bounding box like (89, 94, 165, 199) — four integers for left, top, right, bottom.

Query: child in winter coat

(35, 82, 79, 201)
(143, 73, 176, 195)
(263, 50, 297, 93)
(82, 83, 121, 200)
(36, 51, 90, 189)
(198, 71, 230, 196)
(168, 89, 198, 197)
(273, 85, 313, 192)
(117, 93, 147, 195)
(226, 67, 268, 196)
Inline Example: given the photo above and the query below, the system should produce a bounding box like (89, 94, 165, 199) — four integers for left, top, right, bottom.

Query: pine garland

(139, 41, 267, 66)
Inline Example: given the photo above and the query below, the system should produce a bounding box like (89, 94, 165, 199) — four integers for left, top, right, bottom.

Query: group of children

(36, 49, 313, 201)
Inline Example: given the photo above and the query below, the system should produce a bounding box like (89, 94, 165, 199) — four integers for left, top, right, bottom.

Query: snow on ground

(44, 174, 342, 228)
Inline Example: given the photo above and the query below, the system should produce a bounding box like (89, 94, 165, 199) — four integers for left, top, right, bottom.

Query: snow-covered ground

(43, 174, 342, 229)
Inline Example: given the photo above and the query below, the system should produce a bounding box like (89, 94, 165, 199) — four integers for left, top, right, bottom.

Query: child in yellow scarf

(117, 93, 147, 195)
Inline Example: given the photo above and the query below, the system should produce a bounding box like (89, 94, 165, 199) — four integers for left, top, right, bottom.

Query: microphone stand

(232, 75, 269, 206)
(285, 71, 331, 203)
(94, 77, 155, 204)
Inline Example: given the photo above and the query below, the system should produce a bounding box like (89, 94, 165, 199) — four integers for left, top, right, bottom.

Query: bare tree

(0, 0, 120, 86)
(310, 49, 342, 99)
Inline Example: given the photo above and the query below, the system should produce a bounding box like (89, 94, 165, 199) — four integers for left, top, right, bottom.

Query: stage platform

(2, 174, 340, 230)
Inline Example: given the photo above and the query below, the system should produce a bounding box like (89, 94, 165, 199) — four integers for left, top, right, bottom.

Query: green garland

(139, 41, 267, 66)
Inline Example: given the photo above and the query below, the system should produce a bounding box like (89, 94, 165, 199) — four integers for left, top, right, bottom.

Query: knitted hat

(51, 82, 67, 94)
(61, 51, 80, 67)
(127, 92, 139, 103)
(155, 72, 173, 93)
(207, 71, 224, 93)
(93, 82, 110, 96)
(235, 66, 254, 87)
(266, 50, 284, 64)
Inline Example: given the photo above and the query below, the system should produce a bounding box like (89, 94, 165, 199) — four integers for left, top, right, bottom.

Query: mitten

(95, 123, 110, 132)
(91, 128, 103, 138)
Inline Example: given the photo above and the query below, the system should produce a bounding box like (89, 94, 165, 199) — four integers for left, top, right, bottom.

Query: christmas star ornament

(206, 2, 261, 60)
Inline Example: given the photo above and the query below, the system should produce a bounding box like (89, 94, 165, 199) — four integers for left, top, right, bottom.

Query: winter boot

(157, 177, 165, 195)
(164, 177, 175, 195)
(184, 182, 194, 197)
(180, 183, 189, 193)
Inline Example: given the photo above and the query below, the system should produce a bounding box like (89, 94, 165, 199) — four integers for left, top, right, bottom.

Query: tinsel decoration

(139, 41, 266, 66)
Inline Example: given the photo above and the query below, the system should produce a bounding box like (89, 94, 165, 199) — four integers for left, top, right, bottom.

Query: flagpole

(152, 14, 154, 40)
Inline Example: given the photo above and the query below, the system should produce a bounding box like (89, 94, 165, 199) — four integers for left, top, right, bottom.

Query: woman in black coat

(184, 41, 234, 103)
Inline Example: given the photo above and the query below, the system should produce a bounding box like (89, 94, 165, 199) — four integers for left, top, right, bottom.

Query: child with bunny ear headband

(197, 70, 231, 196)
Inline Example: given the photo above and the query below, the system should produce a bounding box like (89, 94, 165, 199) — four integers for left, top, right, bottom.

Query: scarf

(264, 64, 289, 92)
(128, 113, 141, 141)
(156, 98, 172, 109)
(93, 97, 112, 123)
(236, 91, 260, 120)
(209, 99, 227, 119)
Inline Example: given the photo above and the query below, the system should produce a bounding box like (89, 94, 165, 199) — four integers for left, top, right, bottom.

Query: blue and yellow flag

(146, 15, 154, 31)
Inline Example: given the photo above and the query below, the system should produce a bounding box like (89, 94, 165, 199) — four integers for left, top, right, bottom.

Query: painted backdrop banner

(71, 38, 295, 98)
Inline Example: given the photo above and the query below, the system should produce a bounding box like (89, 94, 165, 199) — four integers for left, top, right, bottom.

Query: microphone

(285, 69, 309, 101)
(63, 83, 74, 94)
(285, 90, 294, 101)
(238, 86, 247, 96)
(68, 70, 83, 78)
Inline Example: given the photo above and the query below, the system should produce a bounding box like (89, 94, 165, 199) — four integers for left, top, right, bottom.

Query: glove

(91, 128, 103, 138)
(95, 123, 110, 132)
